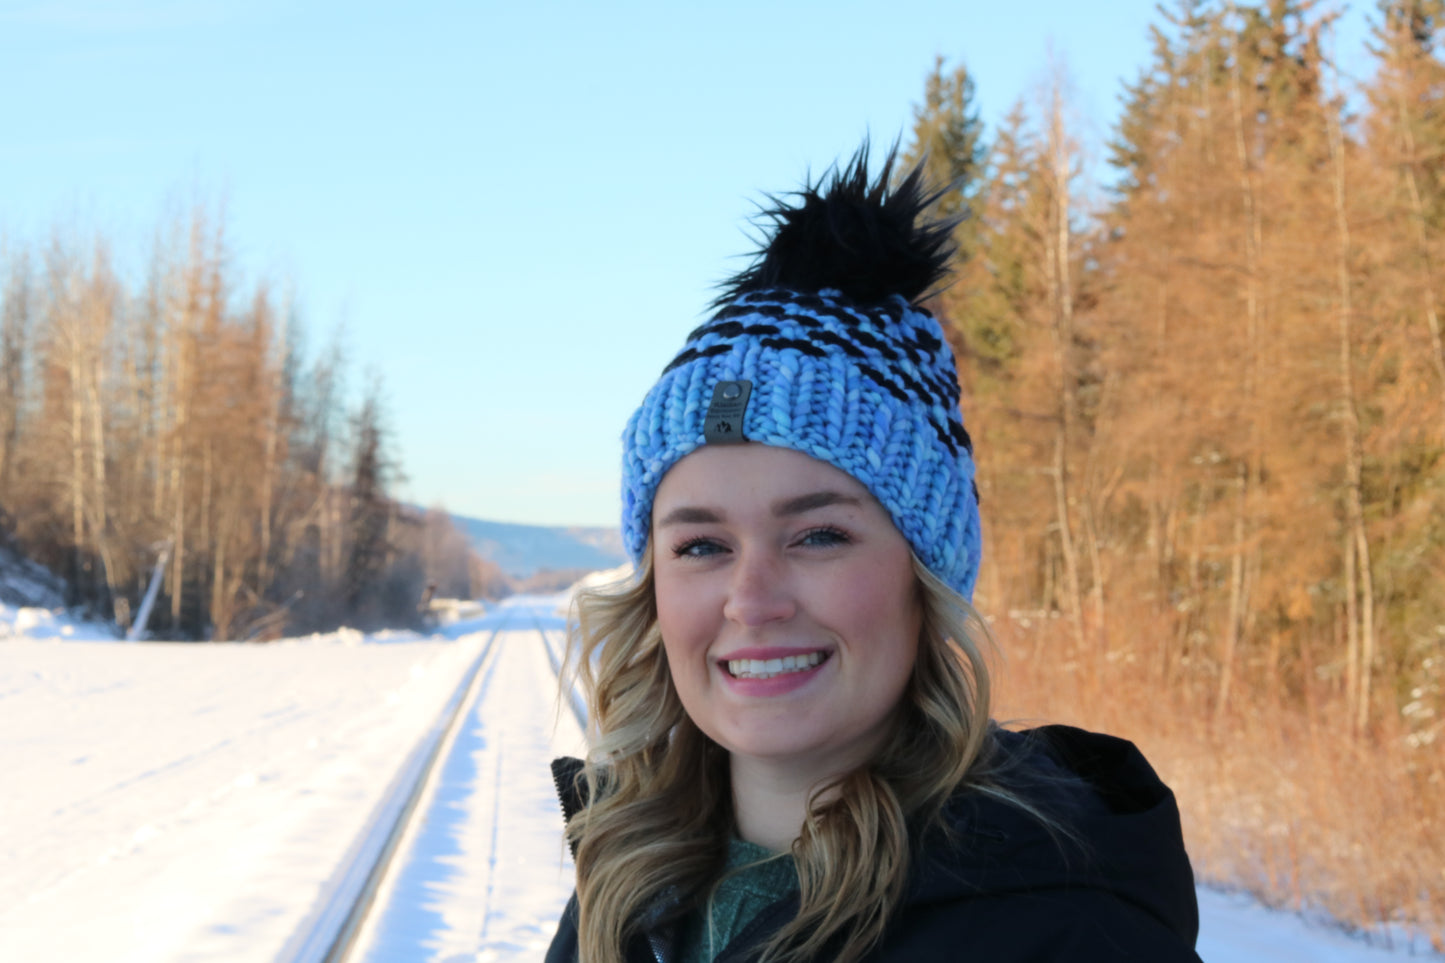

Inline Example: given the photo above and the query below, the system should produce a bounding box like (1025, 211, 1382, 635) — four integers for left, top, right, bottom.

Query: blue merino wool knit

(620, 285, 982, 600)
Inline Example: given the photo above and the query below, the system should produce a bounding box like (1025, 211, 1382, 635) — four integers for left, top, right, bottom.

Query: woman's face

(651, 444, 921, 779)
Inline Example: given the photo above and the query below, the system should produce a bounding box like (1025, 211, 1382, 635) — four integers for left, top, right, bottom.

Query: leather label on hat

(704, 380, 752, 444)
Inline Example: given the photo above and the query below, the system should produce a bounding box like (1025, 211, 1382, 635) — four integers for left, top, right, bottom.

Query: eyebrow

(654, 491, 861, 528)
(774, 491, 861, 516)
(654, 506, 722, 527)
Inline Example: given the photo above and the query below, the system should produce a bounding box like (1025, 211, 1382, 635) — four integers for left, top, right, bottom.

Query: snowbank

(0, 603, 117, 642)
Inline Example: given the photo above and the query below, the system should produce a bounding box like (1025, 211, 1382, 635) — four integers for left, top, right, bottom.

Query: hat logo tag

(704, 380, 752, 445)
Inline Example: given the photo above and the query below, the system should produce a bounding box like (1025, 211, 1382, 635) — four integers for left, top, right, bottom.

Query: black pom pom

(713, 142, 958, 310)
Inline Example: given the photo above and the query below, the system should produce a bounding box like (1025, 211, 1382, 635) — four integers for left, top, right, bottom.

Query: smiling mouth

(724, 652, 828, 680)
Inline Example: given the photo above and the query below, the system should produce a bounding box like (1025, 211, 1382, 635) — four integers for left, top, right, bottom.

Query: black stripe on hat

(662, 341, 731, 375)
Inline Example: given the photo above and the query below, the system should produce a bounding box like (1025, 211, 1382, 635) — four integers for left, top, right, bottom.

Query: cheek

(654, 569, 708, 663)
(653, 571, 682, 642)
(841, 562, 921, 673)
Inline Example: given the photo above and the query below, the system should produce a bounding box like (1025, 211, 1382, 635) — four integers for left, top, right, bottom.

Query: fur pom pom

(713, 143, 958, 309)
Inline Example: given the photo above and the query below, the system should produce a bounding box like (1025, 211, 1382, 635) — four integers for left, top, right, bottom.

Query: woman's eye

(796, 527, 850, 548)
(672, 537, 725, 558)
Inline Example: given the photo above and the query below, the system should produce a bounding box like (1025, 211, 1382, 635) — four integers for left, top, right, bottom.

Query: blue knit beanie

(621, 150, 981, 600)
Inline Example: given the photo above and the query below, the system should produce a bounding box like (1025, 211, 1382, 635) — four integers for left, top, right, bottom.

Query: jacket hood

(914, 724, 1199, 946)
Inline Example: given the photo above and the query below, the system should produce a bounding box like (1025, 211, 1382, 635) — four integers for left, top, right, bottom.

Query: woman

(547, 149, 1202, 963)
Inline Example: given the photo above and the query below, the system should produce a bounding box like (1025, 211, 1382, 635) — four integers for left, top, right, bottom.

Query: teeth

(727, 652, 825, 679)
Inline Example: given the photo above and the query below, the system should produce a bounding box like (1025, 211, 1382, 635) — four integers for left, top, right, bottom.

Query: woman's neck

(729, 754, 848, 852)
(727, 715, 900, 851)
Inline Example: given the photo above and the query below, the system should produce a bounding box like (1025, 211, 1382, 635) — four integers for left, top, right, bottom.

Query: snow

(1, 602, 117, 642)
(0, 616, 485, 962)
(1197, 889, 1438, 961)
(352, 609, 584, 961)
(0, 595, 1436, 962)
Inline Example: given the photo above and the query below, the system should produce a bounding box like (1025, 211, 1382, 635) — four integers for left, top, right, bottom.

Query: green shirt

(678, 838, 799, 963)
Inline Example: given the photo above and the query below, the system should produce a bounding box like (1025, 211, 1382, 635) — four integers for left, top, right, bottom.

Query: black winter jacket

(545, 725, 1203, 962)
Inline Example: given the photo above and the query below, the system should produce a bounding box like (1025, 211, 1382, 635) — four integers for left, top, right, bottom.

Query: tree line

(0, 206, 492, 639)
(907, 0, 1443, 745)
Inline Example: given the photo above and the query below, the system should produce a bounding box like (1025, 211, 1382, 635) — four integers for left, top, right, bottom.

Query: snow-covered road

(0, 597, 1434, 961)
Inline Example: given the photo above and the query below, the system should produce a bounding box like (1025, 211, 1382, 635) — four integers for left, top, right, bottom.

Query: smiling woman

(653, 445, 922, 844)
(547, 148, 1203, 963)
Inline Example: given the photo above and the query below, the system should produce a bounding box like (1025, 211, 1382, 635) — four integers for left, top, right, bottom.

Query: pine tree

(929, 76, 1098, 632)
(1358, 0, 1445, 737)
(901, 57, 986, 233)
(343, 377, 394, 625)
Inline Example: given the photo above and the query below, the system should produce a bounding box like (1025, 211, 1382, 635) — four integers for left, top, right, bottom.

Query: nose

(722, 548, 796, 626)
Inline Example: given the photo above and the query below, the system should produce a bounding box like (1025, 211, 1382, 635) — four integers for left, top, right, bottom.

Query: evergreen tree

(901, 57, 986, 233)
(1358, 0, 1445, 737)
(343, 379, 393, 622)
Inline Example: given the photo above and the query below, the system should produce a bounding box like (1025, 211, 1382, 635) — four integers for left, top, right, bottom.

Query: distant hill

(449, 514, 626, 578)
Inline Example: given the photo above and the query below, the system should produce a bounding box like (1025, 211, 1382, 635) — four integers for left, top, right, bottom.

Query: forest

(0, 206, 494, 640)
(903, 0, 1442, 945)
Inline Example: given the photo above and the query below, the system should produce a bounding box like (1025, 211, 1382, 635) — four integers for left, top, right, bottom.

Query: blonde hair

(562, 550, 997, 963)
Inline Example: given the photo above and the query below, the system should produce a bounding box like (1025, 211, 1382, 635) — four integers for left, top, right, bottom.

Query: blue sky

(0, 1, 1373, 527)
